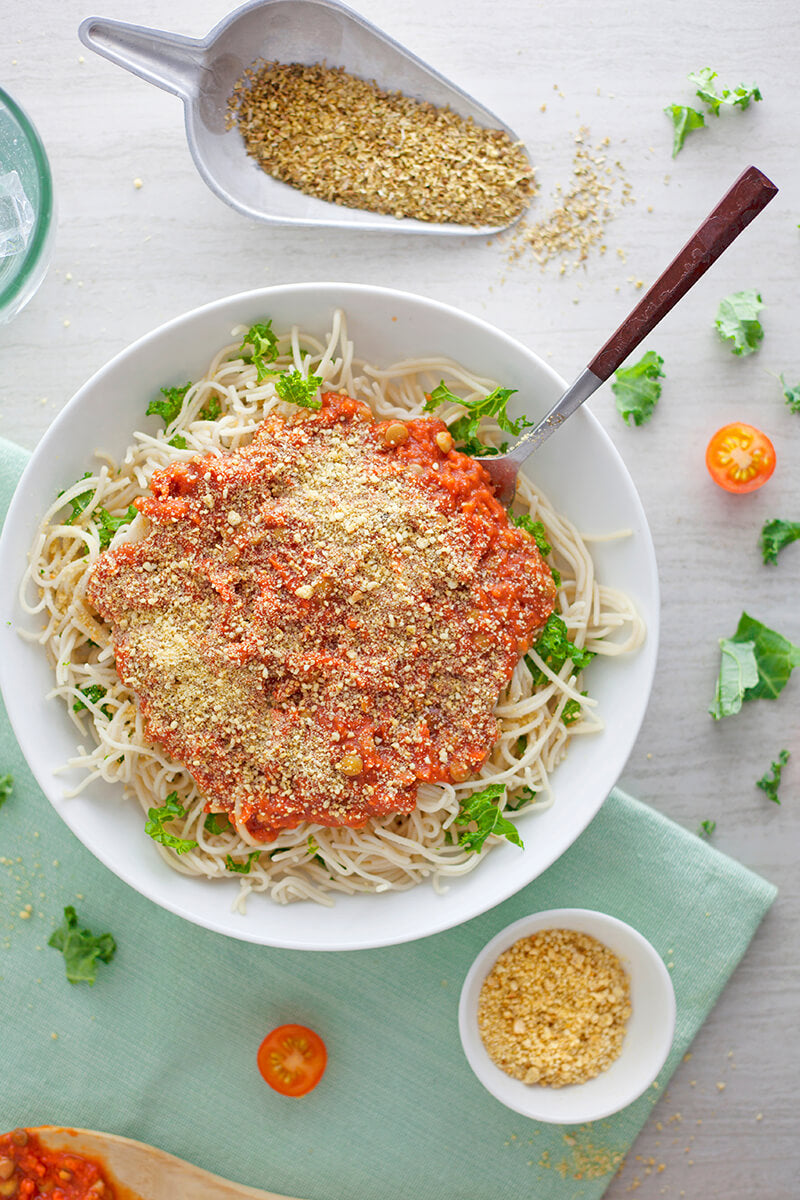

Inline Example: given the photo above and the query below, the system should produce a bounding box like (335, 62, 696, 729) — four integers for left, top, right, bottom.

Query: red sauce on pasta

(87, 393, 556, 839)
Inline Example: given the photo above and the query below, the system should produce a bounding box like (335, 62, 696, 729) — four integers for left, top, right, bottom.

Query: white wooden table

(3, 1, 798, 1195)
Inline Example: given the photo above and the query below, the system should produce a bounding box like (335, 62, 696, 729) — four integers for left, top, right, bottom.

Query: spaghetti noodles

(22, 312, 644, 907)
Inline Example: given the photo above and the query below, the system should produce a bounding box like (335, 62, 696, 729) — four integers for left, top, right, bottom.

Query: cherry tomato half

(257, 1024, 327, 1097)
(705, 422, 776, 494)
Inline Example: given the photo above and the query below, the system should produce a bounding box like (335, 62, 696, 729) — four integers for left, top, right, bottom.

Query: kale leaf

(204, 812, 231, 835)
(526, 613, 595, 686)
(225, 851, 261, 874)
(611, 351, 665, 426)
(689, 68, 762, 115)
(756, 749, 790, 805)
(664, 104, 705, 156)
(144, 792, 198, 855)
(424, 381, 533, 452)
(779, 374, 800, 414)
(147, 382, 192, 426)
(96, 505, 138, 550)
(275, 369, 323, 409)
(454, 783, 524, 853)
(0, 773, 13, 810)
(715, 290, 764, 356)
(48, 905, 117, 985)
(73, 684, 113, 720)
(760, 519, 800, 565)
(758, 748, 786, 806)
(710, 613, 800, 718)
(238, 321, 280, 381)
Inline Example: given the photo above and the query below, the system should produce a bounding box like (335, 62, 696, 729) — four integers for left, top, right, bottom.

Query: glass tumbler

(0, 87, 54, 325)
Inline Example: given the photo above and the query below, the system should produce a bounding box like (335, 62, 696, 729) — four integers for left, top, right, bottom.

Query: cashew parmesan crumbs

(226, 61, 535, 226)
(478, 929, 631, 1087)
(85, 393, 556, 841)
(506, 130, 634, 270)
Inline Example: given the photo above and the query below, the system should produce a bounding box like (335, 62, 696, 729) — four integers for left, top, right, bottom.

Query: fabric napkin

(0, 438, 776, 1200)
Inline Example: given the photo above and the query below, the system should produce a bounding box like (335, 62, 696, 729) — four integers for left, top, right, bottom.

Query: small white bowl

(458, 908, 676, 1124)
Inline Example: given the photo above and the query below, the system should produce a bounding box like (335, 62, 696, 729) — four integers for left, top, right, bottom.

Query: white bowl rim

(0, 283, 660, 950)
(458, 907, 677, 1123)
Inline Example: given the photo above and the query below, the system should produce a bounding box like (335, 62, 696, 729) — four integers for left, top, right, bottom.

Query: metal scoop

(79, 0, 529, 235)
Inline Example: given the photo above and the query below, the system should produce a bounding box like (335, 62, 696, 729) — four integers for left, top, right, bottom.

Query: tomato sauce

(87, 393, 557, 839)
(0, 1130, 113, 1200)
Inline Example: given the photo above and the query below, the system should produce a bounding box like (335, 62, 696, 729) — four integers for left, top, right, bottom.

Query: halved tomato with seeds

(706, 422, 776, 494)
(257, 1024, 327, 1096)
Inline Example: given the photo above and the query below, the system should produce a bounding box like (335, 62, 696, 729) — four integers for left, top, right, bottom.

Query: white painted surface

(1, 0, 798, 1194)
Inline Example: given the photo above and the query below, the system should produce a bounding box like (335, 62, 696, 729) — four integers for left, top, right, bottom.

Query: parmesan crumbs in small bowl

(458, 908, 675, 1124)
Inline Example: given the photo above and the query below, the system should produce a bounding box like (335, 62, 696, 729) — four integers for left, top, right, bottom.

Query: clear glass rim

(0, 86, 54, 313)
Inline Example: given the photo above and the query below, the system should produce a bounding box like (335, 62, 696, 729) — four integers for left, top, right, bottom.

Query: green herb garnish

(698, 819, 717, 838)
(201, 396, 222, 421)
(147, 382, 192, 426)
(238, 321, 280, 381)
(0, 773, 13, 811)
(664, 104, 705, 156)
(204, 812, 231, 835)
(73, 684, 113, 720)
(715, 290, 764, 356)
(710, 613, 800, 718)
(509, 513, 561, 586)
(48, 905, 117, 985)
(225, 851, 261, 874)
(506, 785, 537, 812)
(168, 433, 187, 449)
(144, 792, 198, 855)
(562, 692, 588, 726)
(688, 68, 762, 115)
(756, 749, 790, 805)
(760, 519, 800, 565)
(275, 369, 323, 409)
(452, 434, 507, 457)
(454, 783, 524, 853)
(611, 351, 664, 426)
(779, 374, 800, 414)
(425, 381, 533, 454)
(526, 613, 595, 686)
(61, 473, 94, 524)
(96, 505, 138, 550)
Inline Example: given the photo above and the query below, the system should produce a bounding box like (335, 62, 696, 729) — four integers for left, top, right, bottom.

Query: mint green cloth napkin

(0, 438, 776, 1200)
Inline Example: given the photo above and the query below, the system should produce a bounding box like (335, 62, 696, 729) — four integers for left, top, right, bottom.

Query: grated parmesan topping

(86, 393, 556, 840)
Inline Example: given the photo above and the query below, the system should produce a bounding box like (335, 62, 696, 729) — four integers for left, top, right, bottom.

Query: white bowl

(0, 284, 658, 950)
(458, 908, 676, 1123)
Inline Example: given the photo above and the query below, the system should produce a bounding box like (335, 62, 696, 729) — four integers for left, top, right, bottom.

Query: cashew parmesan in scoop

(226, 60, 535, 226)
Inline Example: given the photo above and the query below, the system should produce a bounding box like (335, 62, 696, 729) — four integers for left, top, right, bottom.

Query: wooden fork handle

(588, 165, 778, 381)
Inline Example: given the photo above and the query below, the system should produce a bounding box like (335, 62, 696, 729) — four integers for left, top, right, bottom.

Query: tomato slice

(257, 1024, 327, 1096)
(705, 422, 776, 493)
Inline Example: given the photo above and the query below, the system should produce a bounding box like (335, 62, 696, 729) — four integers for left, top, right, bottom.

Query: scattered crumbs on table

(133, 178, 143, 189)
(51, 1032, 58, 1040)
(505, 130, 633, 271)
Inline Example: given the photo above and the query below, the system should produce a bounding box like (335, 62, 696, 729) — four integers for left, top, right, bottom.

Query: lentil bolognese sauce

(0, 1128, 115, 1199)
(86, 394, 557, 840)
(23, 311, 644, 906)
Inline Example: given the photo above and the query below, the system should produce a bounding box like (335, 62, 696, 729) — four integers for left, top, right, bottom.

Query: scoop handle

(587, 165, 778, 381)
(78, 16, 206, 99)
